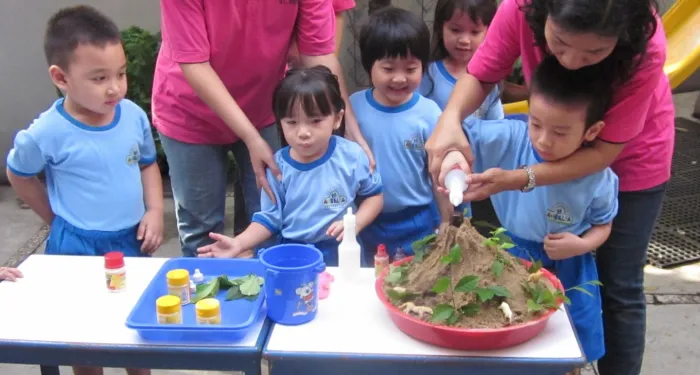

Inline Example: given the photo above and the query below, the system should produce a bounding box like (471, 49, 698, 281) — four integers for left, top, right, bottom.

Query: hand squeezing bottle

(445, 167, 468, 207)
(338, 207, 361, 279)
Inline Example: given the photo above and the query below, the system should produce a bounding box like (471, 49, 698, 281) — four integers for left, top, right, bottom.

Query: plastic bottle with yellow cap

(166, 269, 191, 304)
(195, 298, 222, 325)
(156, 295, 183, 324)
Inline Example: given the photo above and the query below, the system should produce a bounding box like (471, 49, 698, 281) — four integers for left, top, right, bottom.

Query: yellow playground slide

(503, 0, 700, 115)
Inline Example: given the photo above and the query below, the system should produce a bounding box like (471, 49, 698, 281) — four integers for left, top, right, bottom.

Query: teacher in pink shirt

(426, 1, 673, 374)
(152, 1, 373, 258)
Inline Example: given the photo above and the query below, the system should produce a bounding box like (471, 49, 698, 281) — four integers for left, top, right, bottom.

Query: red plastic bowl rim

(375, 256, 564, 334)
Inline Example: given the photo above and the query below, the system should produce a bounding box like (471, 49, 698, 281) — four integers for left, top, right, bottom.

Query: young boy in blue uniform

(441, 56, 618, 365)
(351, 6, 451, 264)
(198, 66, 383, 266)
(6, 5, 162, 375)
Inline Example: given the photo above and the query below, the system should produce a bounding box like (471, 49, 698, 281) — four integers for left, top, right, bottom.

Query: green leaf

(568, 286, 594, 298)
(387, 288, 416, 302)
(225, 286, 244, 301)
(560, 293, 571, 305)
(218, 275, 234, 289)
(195, 283, 210, 294)
(527, 299, 543, 312)
(447, 313, 460, 326)
(585, 280, 603, 287)
(431, 304, 455, 323)
(411, 234, 436, 252)
(473, 220, 498, 230)
(240, 276, 262, 296)
(491, 227, 507, 236)
(459, 303, 480, 317)
(491, 260, 504, 278)
(482, 238, 498, 247)
(488, 285, 511, 298)
(432, 277, 451, 293)
(385, 265, 407, 285)
(527, 260, 542, 274)
(448, 245, 462, 265)
(499, 242, 515, 249)
(475, 288, 495, 302)
(413, 249, 425, 263)
(192, 278, 220, 303)
(454, 275, 479, 292)
(463, 207, 471, 217)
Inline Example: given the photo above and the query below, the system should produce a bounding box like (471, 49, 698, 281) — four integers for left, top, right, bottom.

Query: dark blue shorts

(46, 216, 145, 257)
(359, 203, 441, 265)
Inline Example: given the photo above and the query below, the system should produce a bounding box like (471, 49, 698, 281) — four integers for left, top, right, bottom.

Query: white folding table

(263, 268, 585, 375)
(0, 255, 270, 375)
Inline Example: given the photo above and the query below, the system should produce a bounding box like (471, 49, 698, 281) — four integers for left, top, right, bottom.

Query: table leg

(40, 365, 59, 375)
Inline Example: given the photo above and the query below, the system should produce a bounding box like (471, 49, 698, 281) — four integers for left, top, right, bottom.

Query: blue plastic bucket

(259, 244, 326, 325)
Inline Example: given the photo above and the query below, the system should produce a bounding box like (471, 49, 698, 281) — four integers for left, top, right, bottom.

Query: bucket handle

(314, 262, 326, 274)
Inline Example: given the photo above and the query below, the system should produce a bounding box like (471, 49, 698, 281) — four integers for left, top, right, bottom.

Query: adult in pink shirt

(152, 1, 373, 258)
(426, 1, 673, 374)
(288, 0, 356, 68)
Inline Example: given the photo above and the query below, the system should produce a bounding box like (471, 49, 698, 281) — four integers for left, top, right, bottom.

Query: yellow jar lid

(156, 295, 182, 314)
(166, 269, 189, 286)
(195, 298, 221, 318)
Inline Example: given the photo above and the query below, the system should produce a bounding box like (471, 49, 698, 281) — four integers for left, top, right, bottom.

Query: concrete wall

(0, 0, 160, 184)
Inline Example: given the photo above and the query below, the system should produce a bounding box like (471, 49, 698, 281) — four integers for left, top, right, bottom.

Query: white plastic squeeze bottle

(338, 207, 361, 280)
(445, 167, 468, 206)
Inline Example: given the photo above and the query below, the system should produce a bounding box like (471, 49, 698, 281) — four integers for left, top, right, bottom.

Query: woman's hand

(248, 136, 282, 203)
(462, 168, 528, 202)
(426, 111, 473, 185)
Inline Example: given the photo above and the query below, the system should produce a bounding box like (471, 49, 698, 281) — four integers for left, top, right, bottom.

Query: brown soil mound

(383, 216, 556, 329)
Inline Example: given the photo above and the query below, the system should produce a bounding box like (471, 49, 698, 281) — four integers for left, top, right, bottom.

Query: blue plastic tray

(126, 257, 266, 341)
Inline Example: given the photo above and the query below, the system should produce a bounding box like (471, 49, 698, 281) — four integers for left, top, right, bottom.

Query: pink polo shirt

(152, 0, 336, 145)
(333, 0, 356, 13)
(468, 0, 674, 192)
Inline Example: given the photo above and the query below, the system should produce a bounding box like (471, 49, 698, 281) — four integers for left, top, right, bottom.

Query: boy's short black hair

(44, 5, 121, 70)
(359, 6, 431, 75)
(530, 56, 613, 128)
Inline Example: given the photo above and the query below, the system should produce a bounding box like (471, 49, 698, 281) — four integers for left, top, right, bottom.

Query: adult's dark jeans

(596, 182, 667, 375)
(159, 125, 282, 257)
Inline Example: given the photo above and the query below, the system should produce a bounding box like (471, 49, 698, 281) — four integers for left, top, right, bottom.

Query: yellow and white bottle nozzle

(445, 168, 468, 207)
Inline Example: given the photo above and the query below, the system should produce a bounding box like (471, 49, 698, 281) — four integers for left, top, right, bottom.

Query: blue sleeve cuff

(252, 214, 279, 234)
(7, 164, 40, 177)
(358, 185, 383, 197)
(139, 155, 157, 166)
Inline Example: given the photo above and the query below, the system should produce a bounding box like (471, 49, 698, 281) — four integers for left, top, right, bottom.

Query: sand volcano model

(380, 214, 567, 329)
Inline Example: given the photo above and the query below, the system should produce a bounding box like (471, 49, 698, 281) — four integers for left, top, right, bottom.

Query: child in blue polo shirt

(197, 66, 383, 266)
(441, 56, 618, 365)
(351, 6, 451, 264)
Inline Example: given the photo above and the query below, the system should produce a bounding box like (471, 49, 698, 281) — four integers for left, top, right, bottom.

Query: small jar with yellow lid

(195, 298, 222, 324)
(166, 269, 191, 304)
(156, 295, 182, 324)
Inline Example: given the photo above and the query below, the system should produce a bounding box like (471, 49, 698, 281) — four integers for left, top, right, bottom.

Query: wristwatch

(519, 165, 536, 193)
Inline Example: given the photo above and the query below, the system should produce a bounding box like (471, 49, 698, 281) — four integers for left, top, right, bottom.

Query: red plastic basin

(375, 256, 564, 350)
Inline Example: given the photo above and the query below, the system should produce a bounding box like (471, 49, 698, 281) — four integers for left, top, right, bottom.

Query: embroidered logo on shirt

(404, 135, 425, 151)
(546, 203, 573, 224)
(323, 190, 347, 209)
(279, 0, 298, 4)
(126, 144, 141, 165)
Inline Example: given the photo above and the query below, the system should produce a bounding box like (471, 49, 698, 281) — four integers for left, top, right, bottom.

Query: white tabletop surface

(265, 267, 583, 359)
(0, 254, 266, 348)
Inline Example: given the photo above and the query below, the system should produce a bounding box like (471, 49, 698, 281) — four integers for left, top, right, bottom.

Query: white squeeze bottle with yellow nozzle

(338, 207, 361, 280)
